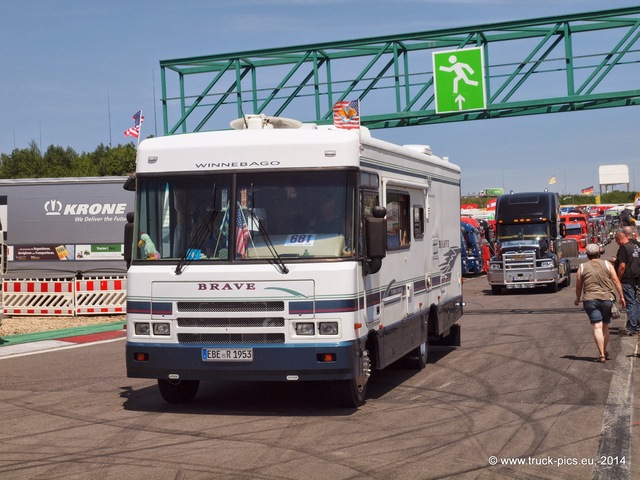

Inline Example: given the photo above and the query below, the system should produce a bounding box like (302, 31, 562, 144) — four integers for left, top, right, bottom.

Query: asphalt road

(1, 249, 638, 479)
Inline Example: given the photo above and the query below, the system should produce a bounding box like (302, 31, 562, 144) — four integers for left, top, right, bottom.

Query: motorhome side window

(361, 191, 379, 216)
(386, 191, 410, 250)
(360, 191, 379, 255)
(134, 171, 357, 261)
(413, 205, 425, 238)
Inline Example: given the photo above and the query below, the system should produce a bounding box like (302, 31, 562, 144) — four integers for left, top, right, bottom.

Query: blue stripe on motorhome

(289, 298, 359, 315)
(126, 300, 151, 314)
(128, 281, 430, 317)
(366, 291, 380, 307)
(126, 301, 173, 316)
(152, 302, 173, 315)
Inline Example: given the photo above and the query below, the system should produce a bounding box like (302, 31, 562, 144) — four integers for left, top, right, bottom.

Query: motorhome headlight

(295, 322, 315, 335)
(540, 260, 554, 268)
(153, 323, 171, 336)
(134, 322, 151, 335)
(490, 262, 502, 270)
(319, 322, 339, 335)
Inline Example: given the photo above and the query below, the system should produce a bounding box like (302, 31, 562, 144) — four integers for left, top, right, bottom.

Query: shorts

(583, 299, 612, 324)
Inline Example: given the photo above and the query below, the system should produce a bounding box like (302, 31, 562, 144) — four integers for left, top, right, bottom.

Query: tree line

(2, 142, 637, 208)
(463, 191, 637, 208)
(0, 141, 137, 178)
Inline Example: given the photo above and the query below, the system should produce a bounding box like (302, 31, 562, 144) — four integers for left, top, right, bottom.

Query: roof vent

(230, 114, 303, 130)
(403, 144, 432, 155)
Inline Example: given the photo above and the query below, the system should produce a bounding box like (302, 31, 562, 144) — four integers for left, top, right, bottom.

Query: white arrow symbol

(455, 94, 465, 110)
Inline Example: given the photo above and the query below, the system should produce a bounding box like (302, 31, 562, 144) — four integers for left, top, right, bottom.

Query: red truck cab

(561, 213, 589, 253)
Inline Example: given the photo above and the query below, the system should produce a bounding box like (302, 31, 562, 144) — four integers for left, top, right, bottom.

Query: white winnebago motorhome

(125, 114, 463, 407)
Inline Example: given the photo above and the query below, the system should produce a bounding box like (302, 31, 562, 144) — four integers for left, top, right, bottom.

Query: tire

(157, 379, 200, 404)
(491, 285, 502, 295)
(405, 339, 428, 370)
(547, 281, 559, 293)
(565, 272, 571, 288)
(335, 378, 367, 408)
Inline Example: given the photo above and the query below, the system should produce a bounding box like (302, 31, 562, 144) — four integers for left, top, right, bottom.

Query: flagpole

(108, 90, 112, 147)
(356, 99, 361, 141)
(137, 108, 143, 147)
(152, 69, 158, 137)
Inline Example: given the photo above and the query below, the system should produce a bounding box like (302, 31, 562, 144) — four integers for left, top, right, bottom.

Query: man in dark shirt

(623, 225, 640, 244)
(615, 231, 640, 335)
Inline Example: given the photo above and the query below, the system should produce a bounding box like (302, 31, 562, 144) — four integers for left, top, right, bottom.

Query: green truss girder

(160, 6, 640, 135)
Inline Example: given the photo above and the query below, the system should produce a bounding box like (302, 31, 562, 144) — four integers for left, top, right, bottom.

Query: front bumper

(126, 341, 359, 382)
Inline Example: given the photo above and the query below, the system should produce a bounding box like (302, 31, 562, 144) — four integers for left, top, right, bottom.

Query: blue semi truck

(460, 221, 484, 275)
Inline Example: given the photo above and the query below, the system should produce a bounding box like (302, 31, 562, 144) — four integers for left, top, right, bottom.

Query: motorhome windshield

(134, 171, 357, 262)
(497, 223, 550, 242)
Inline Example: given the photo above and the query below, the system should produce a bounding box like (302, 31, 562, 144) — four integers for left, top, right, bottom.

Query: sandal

(599, 355, 607, 363)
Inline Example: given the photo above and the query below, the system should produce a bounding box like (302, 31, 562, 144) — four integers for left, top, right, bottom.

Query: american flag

(124, 110, 144, 138)
(333, 99, 360, 130)
(236, 207, 250, 258)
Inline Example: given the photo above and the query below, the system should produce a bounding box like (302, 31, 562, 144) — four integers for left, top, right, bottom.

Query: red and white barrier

(3, 278, 74, 316)
(2, 276, 126, 316)
(75, 277, 126, 315)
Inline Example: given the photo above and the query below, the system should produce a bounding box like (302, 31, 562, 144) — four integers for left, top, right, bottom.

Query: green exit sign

(433, 47, 486, 114)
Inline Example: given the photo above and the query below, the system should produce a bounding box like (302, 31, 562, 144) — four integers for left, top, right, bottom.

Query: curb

(0, 321, 126, 347)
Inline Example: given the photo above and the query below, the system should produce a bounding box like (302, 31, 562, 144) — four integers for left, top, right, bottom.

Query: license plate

(202, 348, 253, 362)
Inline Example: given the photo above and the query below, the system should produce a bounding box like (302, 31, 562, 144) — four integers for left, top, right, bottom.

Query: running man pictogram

(438, 55, 479, 94)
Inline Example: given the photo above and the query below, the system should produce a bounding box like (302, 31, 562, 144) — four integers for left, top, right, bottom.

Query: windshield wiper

(253, 214, 289, 274)
(248, 184, 288, 274)
(175, 190, 218, 275)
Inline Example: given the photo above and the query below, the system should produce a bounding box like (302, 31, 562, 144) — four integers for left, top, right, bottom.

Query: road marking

(593, 336, 636, 479)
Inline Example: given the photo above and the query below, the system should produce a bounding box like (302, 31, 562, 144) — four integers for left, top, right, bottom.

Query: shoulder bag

(611, 301, 621, 319)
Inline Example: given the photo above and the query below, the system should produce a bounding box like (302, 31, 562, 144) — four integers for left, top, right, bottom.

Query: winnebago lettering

(195, 161, 281, 168)
(125, 114, 463, 407)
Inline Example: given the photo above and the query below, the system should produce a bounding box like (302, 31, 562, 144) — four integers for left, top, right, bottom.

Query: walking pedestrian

(622, 225, 640, 244)
(614, 230, 640, 335)
(574, 243, 625, 363)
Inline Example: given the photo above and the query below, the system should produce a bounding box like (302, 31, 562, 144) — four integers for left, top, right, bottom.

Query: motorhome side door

(379, 186, 413, 357)
(361, 189, 382, 327)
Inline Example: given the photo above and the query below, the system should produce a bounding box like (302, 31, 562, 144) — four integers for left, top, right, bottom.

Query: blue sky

(1, 0, 639, 196)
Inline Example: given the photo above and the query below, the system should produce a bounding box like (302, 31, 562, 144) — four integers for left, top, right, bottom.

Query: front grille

(178, 333, 285, 344)
(178, 317, 285, 328)
(503, 251, 535, 269)
(559, 239, 578, 258)
(177, 301, 285, 313)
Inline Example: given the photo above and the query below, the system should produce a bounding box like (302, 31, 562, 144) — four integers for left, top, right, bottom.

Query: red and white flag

(333, 99, 360, 130)
(124, 110, 144, 138)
